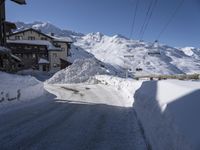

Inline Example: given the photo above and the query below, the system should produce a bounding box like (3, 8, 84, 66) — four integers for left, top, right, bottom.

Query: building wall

(7, 43, 48, 70)
(48, 51, 63, 71)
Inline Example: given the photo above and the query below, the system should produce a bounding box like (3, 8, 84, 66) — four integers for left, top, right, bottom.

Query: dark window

(41, 37, 47, 40)
(15, 36, 22, 40)
(28, 36, 35, 40)
(54, 43, 61, 48)
(53, 53, 57, 58)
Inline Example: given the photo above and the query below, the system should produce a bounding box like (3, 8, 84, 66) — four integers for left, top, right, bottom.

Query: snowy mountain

(74, 32, 200, 75)
(15, 21, 84, 39)
(14, 21, 200, 75)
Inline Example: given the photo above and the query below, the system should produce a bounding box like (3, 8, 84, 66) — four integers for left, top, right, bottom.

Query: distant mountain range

(15, 21, 84, 39)
(15, 21, 200, 75)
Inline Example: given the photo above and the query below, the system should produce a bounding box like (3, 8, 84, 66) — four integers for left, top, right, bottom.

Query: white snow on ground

(74, 32, 200, 75)
(45, 83, 130, 107)
(46, 58, 121, 84)
(95, 75, 200, 150)
(0, 71, 44, 112)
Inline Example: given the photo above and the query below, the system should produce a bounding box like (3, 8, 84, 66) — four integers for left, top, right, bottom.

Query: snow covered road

(0, 84, 147, 150)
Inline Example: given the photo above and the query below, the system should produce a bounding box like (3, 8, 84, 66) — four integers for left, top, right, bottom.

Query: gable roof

(7, 28, 54, 40)
(8, 28, 73, 43)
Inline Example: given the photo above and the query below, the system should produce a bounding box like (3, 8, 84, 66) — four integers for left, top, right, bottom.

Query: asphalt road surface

(0, 84, 147, 150)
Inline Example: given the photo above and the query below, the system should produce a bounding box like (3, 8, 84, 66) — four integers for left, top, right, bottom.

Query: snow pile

(96, 75, 200, 150)
(75, 32, 200, 75)
(95, 75, 142, 106)
(0, 72, 44, 111)
(46, 58, 119, 84)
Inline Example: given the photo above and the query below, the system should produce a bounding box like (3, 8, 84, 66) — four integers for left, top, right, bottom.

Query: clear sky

(5, 0, 200, 47)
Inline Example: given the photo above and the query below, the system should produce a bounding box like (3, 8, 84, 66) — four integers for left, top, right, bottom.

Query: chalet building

(7, 28, 72, 72)
(0, 46, 22, 72)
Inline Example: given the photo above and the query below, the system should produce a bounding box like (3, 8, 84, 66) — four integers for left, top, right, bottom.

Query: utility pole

(0, 0, 26, 47)
(0, 0, 6, 46)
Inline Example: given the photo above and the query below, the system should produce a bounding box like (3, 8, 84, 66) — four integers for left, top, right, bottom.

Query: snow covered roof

(38, 58, 50, 64)
(9, 28, 54, 40)
(47, 35, 73, 43)
(7, 40, 62, 51)
(53, 37, 73, 43)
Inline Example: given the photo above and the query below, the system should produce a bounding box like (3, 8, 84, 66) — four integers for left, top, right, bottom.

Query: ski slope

(74, 32, 200, 75)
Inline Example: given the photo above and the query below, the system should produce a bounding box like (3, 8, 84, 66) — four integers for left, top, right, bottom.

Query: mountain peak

(15, 21, 84, 39)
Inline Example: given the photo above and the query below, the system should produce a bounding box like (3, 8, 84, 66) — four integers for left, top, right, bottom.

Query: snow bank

(46, 58, 119, 84)
(134, 80, 200, 150)
(95, 75, 143, 106)
(96, 75, 200, 150)
(0, 72, 44, 112)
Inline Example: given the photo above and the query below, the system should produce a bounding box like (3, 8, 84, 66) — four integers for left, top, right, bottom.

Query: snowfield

(0, 72, 44, 112)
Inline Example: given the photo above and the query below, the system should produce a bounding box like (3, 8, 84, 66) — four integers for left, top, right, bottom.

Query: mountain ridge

(14, 21, 200, 75)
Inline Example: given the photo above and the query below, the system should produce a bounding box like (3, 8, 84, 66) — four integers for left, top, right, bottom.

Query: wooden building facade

(7, 28, 72, 72)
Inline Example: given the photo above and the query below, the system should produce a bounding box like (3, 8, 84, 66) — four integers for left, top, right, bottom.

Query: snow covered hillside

(75, 32, 200, 75)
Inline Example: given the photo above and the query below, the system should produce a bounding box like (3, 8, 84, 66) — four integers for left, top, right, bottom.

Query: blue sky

(6, 0, 200, 47)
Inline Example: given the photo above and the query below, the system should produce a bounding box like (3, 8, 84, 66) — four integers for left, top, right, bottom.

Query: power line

(129, 0, 140, 39)
(140, 0, 158, 40)
(156, 0, 185, 40)
(138, 0, 154, 40)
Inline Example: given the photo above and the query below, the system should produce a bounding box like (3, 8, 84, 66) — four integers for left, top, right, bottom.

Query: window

(61, 48, 65, 51)
(15, 36, 22, 40)
(39, 47, 45, 50)
(54, 43, 61, 48)
(28, 36, 35, 40)
(53, 64, 57, 68)
(33, 54, 36, 58)
(53, 53, 57, 58)
(41, 37, 47, 40)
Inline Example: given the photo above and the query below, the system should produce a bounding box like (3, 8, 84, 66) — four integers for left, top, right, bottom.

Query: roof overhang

(11, 0, 26, 5)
